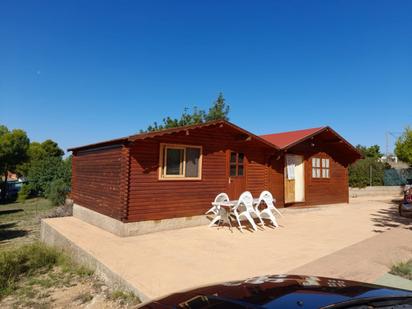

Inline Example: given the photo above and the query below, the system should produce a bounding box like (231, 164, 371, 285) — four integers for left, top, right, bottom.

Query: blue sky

(1, 0, 411, 155)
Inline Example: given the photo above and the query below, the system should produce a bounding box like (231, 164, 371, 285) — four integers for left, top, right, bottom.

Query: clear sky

(1, 0, 411, 155)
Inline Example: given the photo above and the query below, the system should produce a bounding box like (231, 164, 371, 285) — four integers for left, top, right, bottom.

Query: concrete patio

(41, 195, 412, 302)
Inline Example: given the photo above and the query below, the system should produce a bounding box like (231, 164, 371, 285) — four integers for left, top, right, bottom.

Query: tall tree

(395, 126, 412, 165)
(204, 92, 230, 122)
(41, 139, 64, 158)
(0, 126, 30, 200)
(143, 93, 230, 132)
(16, 140, 64, 176)
(355, 144, 382, 159)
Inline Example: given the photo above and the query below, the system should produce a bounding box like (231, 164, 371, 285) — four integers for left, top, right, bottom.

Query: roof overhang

(284, 126, 362, 164)
(68, 120, 280, 152)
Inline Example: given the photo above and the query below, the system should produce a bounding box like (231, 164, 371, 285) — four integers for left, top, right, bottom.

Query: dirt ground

(1, 273, 139, 309)
(0, 198, 140, 308)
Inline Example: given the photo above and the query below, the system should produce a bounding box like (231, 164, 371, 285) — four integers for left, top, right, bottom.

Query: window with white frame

(322, 158, 330, 178)
(312, 158, 321, 178)
(312, 157, 330, 179)
(160, 144, 202, 179)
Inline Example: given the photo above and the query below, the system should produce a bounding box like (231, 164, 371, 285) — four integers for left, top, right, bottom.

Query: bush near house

(349, 158, 388, 188)
(349, 145, 389, 188)
(17, 184, 31, 203)
(46, 179, 70, 206)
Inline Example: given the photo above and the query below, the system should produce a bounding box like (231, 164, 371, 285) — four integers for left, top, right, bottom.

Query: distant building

(380, 156, 410, 169)
(1, 171, 25, 182)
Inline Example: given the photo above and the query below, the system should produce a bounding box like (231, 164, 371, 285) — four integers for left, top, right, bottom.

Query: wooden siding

(268, 157, 285, 207)
(70, 124, 352, 223)
(127, 126, 275, 222)
(71, 146, 127, 220)
(304, 151, 349, 205)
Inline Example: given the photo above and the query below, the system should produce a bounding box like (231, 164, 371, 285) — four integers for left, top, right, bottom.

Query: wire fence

(384, 168, 412, 185)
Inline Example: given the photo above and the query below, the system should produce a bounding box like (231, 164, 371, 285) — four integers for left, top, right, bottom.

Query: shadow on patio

(370, 199, 412, 233)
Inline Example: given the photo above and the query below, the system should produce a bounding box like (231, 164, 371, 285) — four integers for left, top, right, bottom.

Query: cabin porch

(41, 195, 410, 302)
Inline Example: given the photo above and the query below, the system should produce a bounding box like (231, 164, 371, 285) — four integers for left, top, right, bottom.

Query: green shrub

(27, 156, 71, 197)
(349, 158, 388, 188)
(46, 179, 69, 206)
(109, 290, 140, 305)
(17, 184, 31, 203)
(390, 260, 412, 280)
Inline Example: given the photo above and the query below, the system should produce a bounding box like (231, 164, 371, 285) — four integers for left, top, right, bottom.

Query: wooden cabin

(68, 120, 361, 236)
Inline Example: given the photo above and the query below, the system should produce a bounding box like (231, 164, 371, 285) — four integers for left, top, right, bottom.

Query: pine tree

(142, 93, 230, 132)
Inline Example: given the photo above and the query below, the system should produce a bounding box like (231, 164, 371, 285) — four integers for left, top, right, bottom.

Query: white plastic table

(211, 198, 261, 229)
(218, 198, 260, 209)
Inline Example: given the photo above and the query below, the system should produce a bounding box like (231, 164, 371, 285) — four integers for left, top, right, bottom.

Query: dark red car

(139, 274, 412, 308)
(399, 182, 412, 218)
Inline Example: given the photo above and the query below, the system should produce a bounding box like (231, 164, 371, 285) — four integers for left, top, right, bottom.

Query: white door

(285, 154, 305, 203)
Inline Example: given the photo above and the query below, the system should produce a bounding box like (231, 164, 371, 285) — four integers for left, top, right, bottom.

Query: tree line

(0, 93, 230, 205)
(0, 126, 70, 205)
(1, 93, 411, 198)
(142, 93, 229, 132)
(349, 127, 412, 188)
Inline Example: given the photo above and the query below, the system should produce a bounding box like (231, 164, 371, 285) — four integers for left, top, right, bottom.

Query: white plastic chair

(232, 191, 263, 232)
(255, 191, 282, 227)
(206, 193, 229, 215)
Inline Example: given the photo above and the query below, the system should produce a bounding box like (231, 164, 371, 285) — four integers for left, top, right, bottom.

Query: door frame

(226, 150, 247, 199)
(284, 154, 305, 204)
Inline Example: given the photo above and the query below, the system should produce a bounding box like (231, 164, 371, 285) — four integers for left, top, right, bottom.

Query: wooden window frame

(311, 156, 330, 179)
(159, 143, 203, 180)
(229, 152, 245, 177)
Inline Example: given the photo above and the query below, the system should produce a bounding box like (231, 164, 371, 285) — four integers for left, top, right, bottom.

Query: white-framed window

(322, 158, 330, 178)
(312, 157, 330, 179)
(159, 144, 202, 180)
(312, 158, 321, 178)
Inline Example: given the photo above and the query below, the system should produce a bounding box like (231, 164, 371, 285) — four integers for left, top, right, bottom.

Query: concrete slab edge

(40, 219, 151, 302)
(73, 203, 210, 237)
(374, 273, 412, 291)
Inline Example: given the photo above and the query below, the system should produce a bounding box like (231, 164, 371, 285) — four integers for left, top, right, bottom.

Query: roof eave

(282, 126, 363, 162)
(68, 120, 280, 152)
(67, 137, 128, 152)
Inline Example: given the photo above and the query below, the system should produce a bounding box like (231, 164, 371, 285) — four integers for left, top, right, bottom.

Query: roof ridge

(259, 126, 326, 137)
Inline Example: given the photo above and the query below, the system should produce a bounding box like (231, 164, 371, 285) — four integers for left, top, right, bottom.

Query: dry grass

(0, 198, 55, 249)
(0, 198, 140, 308)
(391, 260, 412, 280)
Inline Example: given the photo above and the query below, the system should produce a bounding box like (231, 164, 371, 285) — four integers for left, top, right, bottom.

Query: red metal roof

(260, 127, 326, 149)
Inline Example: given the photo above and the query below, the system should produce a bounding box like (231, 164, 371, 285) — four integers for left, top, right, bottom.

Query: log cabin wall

(268, 156, 285, 207)
(69, 122, 359, 224)
(281, 132, 351, 207)
(127, 126, 276, 222)
(71, 145, 129, 221)
(304, 151, 349, 205)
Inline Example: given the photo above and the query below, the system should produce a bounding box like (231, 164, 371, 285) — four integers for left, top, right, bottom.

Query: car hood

(140, 274, 412, 308)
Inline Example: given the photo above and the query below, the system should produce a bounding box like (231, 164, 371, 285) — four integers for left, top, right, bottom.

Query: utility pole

(370, 165, 373, 187)
(385, 131, 402, 161)
(385, 132, 389, 160)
